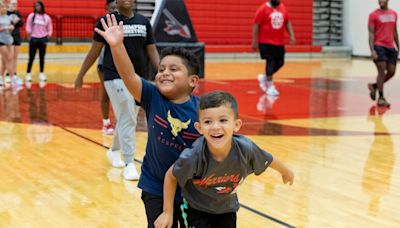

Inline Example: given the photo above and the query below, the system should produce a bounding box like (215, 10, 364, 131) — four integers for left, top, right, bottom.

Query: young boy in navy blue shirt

(95, 14, 201, 227)
(155, 91, 294, 228)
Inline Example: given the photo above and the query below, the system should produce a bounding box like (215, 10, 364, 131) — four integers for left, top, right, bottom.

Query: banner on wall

(152, 0, 198, 42)
(150, 0, 205, 78)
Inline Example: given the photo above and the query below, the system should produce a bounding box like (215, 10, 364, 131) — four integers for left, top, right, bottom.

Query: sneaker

(257, 74, 267, 92)
(102, 123, 114, 135)
(26, 73, 32, 82)
(377, 97, 390, 107)
(106, 149, 125, 168)
(4, 75, 11, 84)
(39, 73, 47, 82)
(123, 163, 139, 181)
(266, 85, 280, 96)
(368, 83, 376, 101)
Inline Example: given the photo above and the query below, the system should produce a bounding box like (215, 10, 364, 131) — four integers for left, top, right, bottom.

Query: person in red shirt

(252, 0, 295, 96)
(368, 0, 398, 107)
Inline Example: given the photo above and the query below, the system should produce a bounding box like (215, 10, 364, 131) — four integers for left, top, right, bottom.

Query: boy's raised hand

(94, 14, 124, 47)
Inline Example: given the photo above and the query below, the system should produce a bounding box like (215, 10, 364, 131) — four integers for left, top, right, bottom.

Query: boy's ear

(194, 122, 202, 134)
(234, 119, 242, 132)
(189, 74, 200, 88)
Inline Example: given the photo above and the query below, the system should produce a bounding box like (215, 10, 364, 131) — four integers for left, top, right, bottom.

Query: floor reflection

(0, 77, 399, 137)
(362, 105, 395, 216)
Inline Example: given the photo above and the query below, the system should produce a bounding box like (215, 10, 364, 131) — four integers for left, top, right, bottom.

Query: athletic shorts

(258, 43, 285, 60)
(374, 45, 398, 65)
(181, 202, 237, 228)
(12, 35, 21, 46)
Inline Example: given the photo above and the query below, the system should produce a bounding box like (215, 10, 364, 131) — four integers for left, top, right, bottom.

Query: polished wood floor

(0, 56, 400, 227)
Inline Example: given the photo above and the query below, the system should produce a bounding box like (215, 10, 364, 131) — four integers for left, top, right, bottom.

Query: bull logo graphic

(167, 110, 191, 137)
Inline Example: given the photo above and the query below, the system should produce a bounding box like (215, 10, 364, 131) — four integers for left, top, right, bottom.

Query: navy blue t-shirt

(94, 12, 155, 81)
(137, 79, 200, 202)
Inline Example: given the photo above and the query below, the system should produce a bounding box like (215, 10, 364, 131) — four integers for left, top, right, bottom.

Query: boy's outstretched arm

(154, 166, 177, 228)
(269, 157, 294, 185)
(94, 14, 143, 101)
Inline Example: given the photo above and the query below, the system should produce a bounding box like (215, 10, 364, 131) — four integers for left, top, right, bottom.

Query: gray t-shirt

(173, 135, 273, 214)
(0, 15, 13, 45)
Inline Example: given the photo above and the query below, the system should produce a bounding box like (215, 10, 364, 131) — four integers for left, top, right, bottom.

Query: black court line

(59, 126, 296, 228)
(58, 126, 143, 164)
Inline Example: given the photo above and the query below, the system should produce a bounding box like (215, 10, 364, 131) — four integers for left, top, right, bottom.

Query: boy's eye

(220, 119, 228, 123)
(203, 120, 211, 124)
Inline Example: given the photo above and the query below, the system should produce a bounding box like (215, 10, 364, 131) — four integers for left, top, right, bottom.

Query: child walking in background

(155, 91, 294, 228)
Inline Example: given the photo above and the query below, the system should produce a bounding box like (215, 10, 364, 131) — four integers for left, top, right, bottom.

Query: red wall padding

(16, 0, 315, 52)
(185, 0, 314, 46)
(17, 0, 105, 38)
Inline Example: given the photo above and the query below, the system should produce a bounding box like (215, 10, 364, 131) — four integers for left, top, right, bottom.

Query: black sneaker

(377, 97, 390, 107)
(368, 83, 376, 101)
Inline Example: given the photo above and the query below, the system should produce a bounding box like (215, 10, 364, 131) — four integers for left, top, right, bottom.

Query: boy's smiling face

(155, 55, 198, 102)
(195, 104, 242, 153)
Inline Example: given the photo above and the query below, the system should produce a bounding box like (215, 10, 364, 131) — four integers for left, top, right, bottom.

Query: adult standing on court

(368, 0, 398, 107)
(2, 0, 23, 85)
(252, 0, 295, 96)
(75, 0, 159, 180)
(25, 0, 52, 85)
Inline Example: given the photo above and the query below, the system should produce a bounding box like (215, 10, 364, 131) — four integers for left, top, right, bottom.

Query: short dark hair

(160, 47, 200, 76)
(199, 91, 239, 119)
(106, 0, 115, 5)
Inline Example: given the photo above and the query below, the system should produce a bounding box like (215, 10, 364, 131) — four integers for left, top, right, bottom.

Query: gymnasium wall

(184, 0, 315, 52)
(17, 0, 104, 17)
(343, 0, 400, 56)
(16, 0, 315, 52)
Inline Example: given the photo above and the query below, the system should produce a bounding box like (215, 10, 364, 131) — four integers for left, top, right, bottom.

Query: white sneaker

(26, 73, 32, 82)
(266, 85, 280, 96)
(4, 75, 11, 84)
(123, 163, 139, 181)
(106, 149, 125, 168)
(39, 73, 47, 82)
(257, 74, 267, 92)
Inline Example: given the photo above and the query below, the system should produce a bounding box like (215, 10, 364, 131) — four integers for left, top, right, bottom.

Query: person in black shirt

(75, 0, 159, 180)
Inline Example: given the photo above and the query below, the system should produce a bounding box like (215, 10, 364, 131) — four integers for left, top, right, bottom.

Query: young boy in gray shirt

(155, 91, 294, 228)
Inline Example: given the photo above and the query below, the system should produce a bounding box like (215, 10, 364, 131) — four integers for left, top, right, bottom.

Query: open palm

(94, 14, 124, 47)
